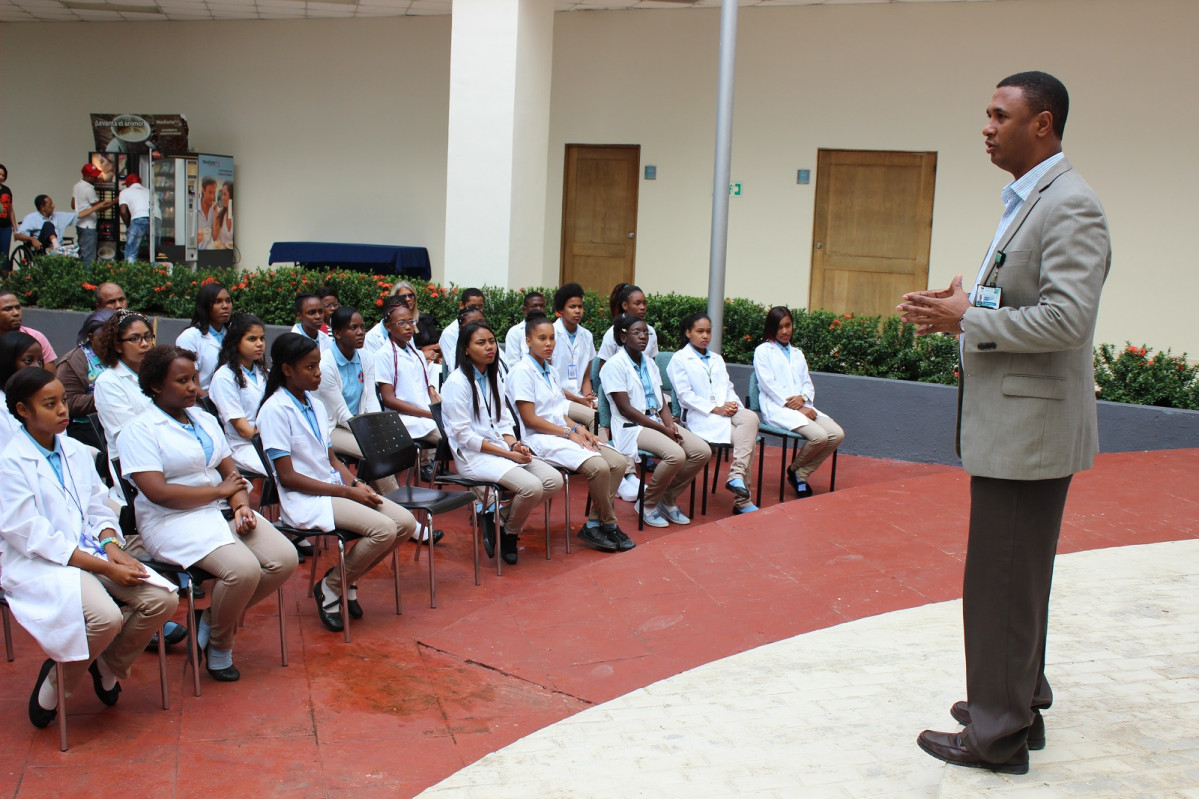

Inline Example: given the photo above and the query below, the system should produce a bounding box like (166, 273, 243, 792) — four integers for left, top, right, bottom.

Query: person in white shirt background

(257, 333, 416, 634)
(290, 293, 332, 352)
(752, 306, 844, 498)
(600, 315, 710, 530)
(442, 320, 562, 566)
(0, 367, 178, 730)
(208, 312, 269, 475)
(176, 281, 233, 393)
(597, 283, 659, 364)
(120, 345, 298, 682)
(508, 313, 628, 553)
(375, 300, 441, 483)
(502, 291, 545, 369)
(118, 174, 151, 263)
(667, 312, 760, 514)
(438, 287, 484, 372)
(71, 163, 116, 264)
(550, 282, 598, 432)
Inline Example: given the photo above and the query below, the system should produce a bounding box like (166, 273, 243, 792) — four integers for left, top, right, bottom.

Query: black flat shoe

(206, 661, 241, 682)
(313, 574, 345, 633)
(347, 586, 364, 619)
(88, 660, 121, 706)
(479, 513, 496, 558)
(500, 532, 519, 565)
(29, 659, 57, 729)
(916, 730, 1029, 775)
(951, 701, 1046, 750)
(607, 525, 636, 552)
(577, 523, 619, 553)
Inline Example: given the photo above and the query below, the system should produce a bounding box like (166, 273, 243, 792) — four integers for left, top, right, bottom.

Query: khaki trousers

(725, 408, 760, 509)
(192, 514, 300, 651)
(331, 426, 399, 494)
(790, 415, 845, 482)
(577, 446, 626, 525)
(326, 496, 417, 594)
(497, 459, 563, 534)
(567, 401, 597, 431)
(636, 425, 710, 509)
(55, 570, 179, 700)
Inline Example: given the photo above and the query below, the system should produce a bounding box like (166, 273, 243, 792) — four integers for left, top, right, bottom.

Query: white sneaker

(617, 474, 640, 503)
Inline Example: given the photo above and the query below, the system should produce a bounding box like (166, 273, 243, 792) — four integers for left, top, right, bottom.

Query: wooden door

(560, 144, 640, 290)
(809, 149, 937, 317)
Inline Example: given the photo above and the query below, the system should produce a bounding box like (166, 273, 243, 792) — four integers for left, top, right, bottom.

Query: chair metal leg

(56, 660, 68, 752)
(277, 588, 289, 666)
(472, 498, 481, 586)
(338, 538, 351, 643)
(157, 623, 170, 710)
(543, 497, 552, 561)
(392, 550, 403, 616)
(637, 459, 648, 531)
(306, 540, 321, 598)
(494, 499, 504, 578)
(185, 582, 201, 698)
(756, 437, 765, 507)
(427, 511, 437, 607)
(829, 449, 838, 492)
(778, 437, 789, 502)
(2, 605, 13, 662)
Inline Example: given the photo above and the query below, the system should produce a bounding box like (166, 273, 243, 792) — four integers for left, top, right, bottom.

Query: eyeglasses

(388, 319, 415, 328)
(396, 293, 415, 301)
(120, 333, 155, 345)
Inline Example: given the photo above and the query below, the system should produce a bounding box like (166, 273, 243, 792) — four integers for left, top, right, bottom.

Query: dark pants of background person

(963, 474, 1072, 763)
(78, 228, 98, 264)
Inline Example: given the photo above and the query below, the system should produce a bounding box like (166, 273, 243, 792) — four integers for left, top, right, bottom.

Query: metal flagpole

(706, 0, 738, 354)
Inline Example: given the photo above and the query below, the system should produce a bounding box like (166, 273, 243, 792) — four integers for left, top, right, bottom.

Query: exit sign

(729, 183, 742, 196)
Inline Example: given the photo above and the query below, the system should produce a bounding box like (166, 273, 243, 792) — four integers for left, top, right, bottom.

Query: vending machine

(152, 153, 235, 269)
(86, 151, 125, 261)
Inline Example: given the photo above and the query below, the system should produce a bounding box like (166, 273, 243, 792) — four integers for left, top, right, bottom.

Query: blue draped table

(269, 241, 431, 279)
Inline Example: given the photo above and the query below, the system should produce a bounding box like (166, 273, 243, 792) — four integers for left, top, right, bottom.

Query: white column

(444, 0, 554, 289)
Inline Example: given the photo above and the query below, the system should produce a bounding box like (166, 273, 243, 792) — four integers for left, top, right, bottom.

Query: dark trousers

(963, 474, 1072, 762)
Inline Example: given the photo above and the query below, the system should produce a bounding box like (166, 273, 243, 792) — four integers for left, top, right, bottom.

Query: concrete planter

(26, 308, 1199, 467)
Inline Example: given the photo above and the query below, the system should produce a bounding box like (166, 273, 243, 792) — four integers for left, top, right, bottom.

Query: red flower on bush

(201, 276, 216, 286)
(81, 282, 98, 291)
(375, 298, 384, 307)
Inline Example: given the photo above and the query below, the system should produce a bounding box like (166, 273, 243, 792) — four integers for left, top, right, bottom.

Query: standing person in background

(899, 71, 1110, 776)
(753, 306, 843, 499)
(502, 291, 545, 368)
(0, 289, 58, 371)
(550, 283, 598, 432)
(0, 164, 13, 269)
(669, 313, 760, 514)
(176, 282, 233, 392)
(290, 293, 333, 351)
(72, 164, 116, 265)
(118, 175, 151, 263)
(438, 288, 484, 372)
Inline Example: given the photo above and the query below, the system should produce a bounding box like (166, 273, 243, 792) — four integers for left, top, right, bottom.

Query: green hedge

(6, 256, 1198, 409)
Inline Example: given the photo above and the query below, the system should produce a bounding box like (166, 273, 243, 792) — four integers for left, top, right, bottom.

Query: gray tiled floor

(420, 540, 1199, 798)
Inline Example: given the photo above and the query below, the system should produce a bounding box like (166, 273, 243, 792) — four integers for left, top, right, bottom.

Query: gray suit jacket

(957, 157, 1111, 480)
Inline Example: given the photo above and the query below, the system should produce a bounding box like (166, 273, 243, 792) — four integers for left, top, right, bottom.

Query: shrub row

(6, 256, 1198, 409)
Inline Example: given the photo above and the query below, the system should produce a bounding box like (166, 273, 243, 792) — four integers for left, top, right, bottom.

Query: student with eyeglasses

(93, 311, 156, 459)
(364, 281, 441, 366)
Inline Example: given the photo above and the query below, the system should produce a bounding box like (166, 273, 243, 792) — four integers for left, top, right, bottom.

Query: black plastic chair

(348, 410, 479, 599)
(250, 435, 398, 641)
(118, 460, 288, 685)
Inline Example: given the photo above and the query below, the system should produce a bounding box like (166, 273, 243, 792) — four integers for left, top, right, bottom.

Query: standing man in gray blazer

(897, 71, 1111, 775)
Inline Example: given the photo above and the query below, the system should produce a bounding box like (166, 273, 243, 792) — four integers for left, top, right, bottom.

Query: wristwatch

(563, 427, 573, 437)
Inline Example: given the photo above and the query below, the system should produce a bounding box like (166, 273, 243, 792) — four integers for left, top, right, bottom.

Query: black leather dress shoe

(951, 701, 1045, 750)
(917, 729, 1029, 775)
(479, 513, 496, 558)
(29, 659, 57, 729)
(88, 660, 121, 706)
(347, 586, 364, 619)
(313, 576, 345, 633)
(500, 532, 519, 565)
(206, 661, 241, 682)
(577, 523, 619, 553)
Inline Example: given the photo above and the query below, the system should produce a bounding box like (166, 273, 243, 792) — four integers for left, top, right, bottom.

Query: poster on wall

(196, 154, 234, 251)
(90, 113, 190, 154)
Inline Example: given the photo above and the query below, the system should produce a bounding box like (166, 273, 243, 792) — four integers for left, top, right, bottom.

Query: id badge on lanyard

(975, 251, 1004, 310)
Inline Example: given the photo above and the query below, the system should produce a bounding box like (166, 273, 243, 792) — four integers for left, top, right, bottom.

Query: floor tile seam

(415, 640, 596, 707)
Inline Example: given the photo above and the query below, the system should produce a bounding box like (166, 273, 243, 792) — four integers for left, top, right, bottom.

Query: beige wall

(545, 0, 1199, 355)
(2, 0, 1197, 354)
(0, 16, 451, 277)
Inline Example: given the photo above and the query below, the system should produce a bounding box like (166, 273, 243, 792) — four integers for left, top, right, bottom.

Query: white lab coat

(118, 405, 238, 569)
(0, 431, 170, 661)
(551, 318, 596, 396)
(289, 323, 332, 352)
(317, 345, 381, 434)
(208, 363, 267, 474)
(439, 320, 461, 371)
(94, 360, 151, 455)
(440, 368, 522, 483)
(257, 389, 342, 532)
(0, 390, 18, 449)
(600, 348, 665, 459)
(363, 320, 387, 355)
(373, 338, 437, 438)
(175, 325, 224, 391)
(667, 345, 740, 444)
(752, 341, 827, 430)
(507, 356, 602, 470)
(598, 323, 658, 361)
(502, 321, 529, 370)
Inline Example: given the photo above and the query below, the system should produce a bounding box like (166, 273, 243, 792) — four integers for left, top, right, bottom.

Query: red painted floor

(1, 448, 1195, 797)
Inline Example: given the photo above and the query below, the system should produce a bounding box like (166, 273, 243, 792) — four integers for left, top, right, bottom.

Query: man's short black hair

(459, 288, 484, 305)
(315, 286, 339, 301)
(34, 194, 50, 212)
(998, 71, 1069, 140)
(295, 292, 319, 313)
(553, 283, 584, 312)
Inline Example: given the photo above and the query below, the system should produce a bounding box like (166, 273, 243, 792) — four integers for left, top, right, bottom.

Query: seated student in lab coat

(506, 312, 628, 553)
(373, 300, 441, 478)
(501, 291, 545, 369)
(549, 282, 598, 432)
(438, 287, 485, 372)
(93, 311, 156, 460)
(120, 346, 298, 682)
(290, 293, 332, 352)
(752, 306, 844, 498)
(667, 313, 760, 514)
(175, 281, 233, 393)
(208, 312, 269, 475)
(441, 320, 562, 566)
(600, 315, 710, 530)
(0, 367, 177, 729)
(0, 330, 44, 448)
(257, 333, 416, 635)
